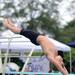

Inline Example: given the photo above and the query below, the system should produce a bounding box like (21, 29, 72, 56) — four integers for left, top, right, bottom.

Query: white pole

(1, 36, 21, 75)
(21, 47, 34, 72)
(2, 38, 12, 75)
(70, 50, 72, 73)
(0, 50, 3, 73)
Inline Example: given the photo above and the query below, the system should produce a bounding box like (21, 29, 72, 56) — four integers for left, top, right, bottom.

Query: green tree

(63, 19, 75, 42)
(60, 19, 75, 73)
(0, 0, 63, 38)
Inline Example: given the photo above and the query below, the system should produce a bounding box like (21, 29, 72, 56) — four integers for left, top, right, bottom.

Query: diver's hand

(3, 19, 14, 29)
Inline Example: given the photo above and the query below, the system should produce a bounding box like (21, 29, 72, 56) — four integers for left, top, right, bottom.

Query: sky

(58, 0, 74, 24)
(39, 0, 75, 24)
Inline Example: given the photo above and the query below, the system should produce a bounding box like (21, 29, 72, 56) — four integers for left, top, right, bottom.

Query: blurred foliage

(27, 12, 60, 37)
(64, 19, 75, 41)
(59, 20, 75, 72)
(0, 0, 62, 37)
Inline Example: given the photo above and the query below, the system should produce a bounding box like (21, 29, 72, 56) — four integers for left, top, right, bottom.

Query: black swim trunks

(20, 29, 40, 45)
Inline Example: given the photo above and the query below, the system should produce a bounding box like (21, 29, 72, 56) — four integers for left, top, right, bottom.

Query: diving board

(5, 72, 75, 75)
